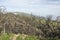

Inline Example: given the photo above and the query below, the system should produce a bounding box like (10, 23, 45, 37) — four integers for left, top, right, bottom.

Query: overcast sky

(0, 0, 60, 17)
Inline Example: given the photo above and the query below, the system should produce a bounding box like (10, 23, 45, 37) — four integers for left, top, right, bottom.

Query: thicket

(0, 6, 60, 39)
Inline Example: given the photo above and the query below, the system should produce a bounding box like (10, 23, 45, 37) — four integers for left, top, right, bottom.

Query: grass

(0, 33, 38, 40)
(25, 36, 38, 40)
(16, 34, 38, 40)
(0, 33, 10, 40)
(0, 33, 60, 40)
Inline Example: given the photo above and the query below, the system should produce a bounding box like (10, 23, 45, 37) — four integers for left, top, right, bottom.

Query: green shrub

(0, 33, 10, 40)
(47, 37, 60, 40)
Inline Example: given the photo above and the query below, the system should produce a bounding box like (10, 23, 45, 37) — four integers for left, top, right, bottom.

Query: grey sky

(0, 0, 60, 17)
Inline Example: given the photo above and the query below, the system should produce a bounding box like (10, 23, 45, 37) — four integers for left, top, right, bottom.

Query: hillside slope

(0, 12, 60, 39)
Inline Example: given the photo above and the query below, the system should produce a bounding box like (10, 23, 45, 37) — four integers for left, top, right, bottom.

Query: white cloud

(42, 0, 60, 5)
